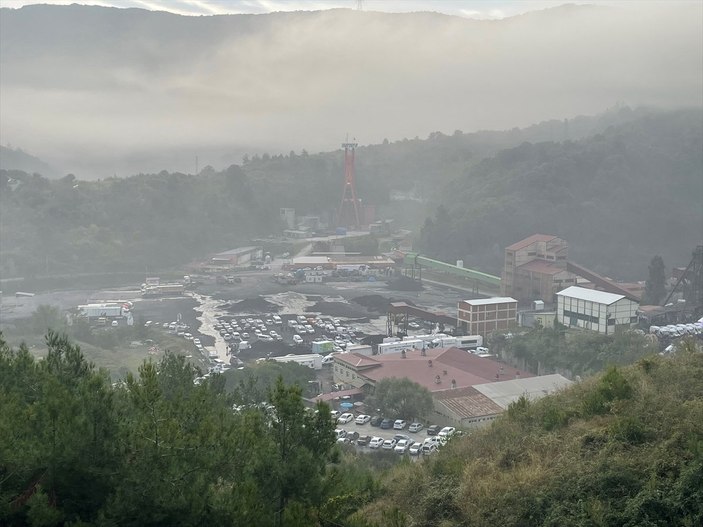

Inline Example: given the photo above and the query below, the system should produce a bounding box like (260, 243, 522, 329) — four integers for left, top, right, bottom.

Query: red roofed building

(502, 234, 578, 303)
(332, 347, 529, 394)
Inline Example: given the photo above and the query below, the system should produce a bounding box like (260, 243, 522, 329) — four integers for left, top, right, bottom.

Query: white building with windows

(556, 286, 639, 334)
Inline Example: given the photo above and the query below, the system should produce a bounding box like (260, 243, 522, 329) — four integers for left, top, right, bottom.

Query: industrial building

(502, 234, 641, 304)
(332, 347, 527, 393)
(433, 374, 572, 428)
(209, 246, 263, 267)
(457, 297, 517, 337)
(556, 286, 639, 334)
(502, 234, 579, 302)
(331, 347, 570, 428)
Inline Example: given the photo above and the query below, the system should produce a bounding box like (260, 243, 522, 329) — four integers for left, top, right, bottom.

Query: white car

(393, 419, 407, 430)
(438, 426, 456, 438)
(408, 442, 423, 456)
(334, 429, 347, 439)
(394, 439, 414, 454)
(408, 422, 423, 433)
(368, 436, 384, 449)
(381, 439, 397, 450)
(330, 410, 340, 421)
(355, 414, 371, 425)
(337, 412, 354, 424)
(292, 334, 304, 345)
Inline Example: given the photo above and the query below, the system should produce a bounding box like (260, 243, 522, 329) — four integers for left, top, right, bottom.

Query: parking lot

(333, 416, 451, 458)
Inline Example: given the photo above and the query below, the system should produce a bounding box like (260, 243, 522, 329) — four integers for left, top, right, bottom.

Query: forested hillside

(1, 107, 700, 280)
(357, 346, 703, 527)
(2, 332, 701, 526)
(418, 108, 703, 280)
(0, 167, 275, 277)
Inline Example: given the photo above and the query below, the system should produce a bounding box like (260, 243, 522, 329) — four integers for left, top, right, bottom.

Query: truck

(455, 335, 483, 350)
(345, 344, 373, 356)
(377, 339, 424, 355)
(141, 283, 185, 297)
(79, 303, 124, 319)
(265, 353, 323, 370)
(430, 336, 457, 348)
(312, 340, 335, 354)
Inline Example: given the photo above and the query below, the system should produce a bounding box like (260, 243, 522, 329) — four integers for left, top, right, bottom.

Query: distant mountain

(0, 146, 60, 178)
(1, 3, 701, 176)
(417, 108, 703, 281)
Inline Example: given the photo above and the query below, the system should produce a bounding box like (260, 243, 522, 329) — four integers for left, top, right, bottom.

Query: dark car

(380, 418, 393, 429)
(356, 434, 372, 446)
(370, 415, 383, 427)
(427, 425, 441, 436)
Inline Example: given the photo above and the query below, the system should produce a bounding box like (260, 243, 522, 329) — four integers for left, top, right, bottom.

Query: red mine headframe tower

(337, 139, 362, 229)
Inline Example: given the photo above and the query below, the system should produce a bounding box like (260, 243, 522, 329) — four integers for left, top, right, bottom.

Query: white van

(272, 315, 282, 325)
(239, 341, 251, 350)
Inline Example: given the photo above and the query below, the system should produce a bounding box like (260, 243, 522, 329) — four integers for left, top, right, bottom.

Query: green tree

(367, 378, 433, 421)
(643, 255, 666, 305)
(31, 305, 64, 334)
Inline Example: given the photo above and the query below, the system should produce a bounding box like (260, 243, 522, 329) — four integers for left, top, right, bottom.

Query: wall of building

(457, 300, 517, 337)
(557, 295, 638, 334)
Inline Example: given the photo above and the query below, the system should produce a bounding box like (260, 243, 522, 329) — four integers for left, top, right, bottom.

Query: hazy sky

(1, 1, 701, 176)
(2, 0, 619, 18)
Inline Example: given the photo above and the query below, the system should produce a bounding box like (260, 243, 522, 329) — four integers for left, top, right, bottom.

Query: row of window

(563, 309, 600, 324)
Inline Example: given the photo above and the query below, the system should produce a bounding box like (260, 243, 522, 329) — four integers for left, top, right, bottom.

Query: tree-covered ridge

(0, 331, 359, 527)
(2, 107, 700, 279)
(357, 347, 703, 527)
(0, 166, 274, 276)
(418, 108, 703, 280)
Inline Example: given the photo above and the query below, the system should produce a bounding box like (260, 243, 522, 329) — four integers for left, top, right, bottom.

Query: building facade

(457, 297, 517, 337)
(502, 234, 580, 303)
(556, 286, 639, 334)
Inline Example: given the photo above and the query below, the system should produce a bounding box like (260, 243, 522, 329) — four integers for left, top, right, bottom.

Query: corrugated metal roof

(433, 386, 504, 418)
(556, 285, 626, 305)
(463, 297, 517, 306)
(473, 374, 573, 409)
(518, 259, 565, 275)
(214, 246, 260, 256)
(505, 234, 559, 251)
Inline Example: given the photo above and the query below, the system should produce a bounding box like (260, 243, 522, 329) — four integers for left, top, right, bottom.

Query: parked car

(394, 439, 414, 454)
(409, 422, 424, 433)
(330, 410, 340, 421)
(438, 426, 456, 438)
(356, 435, 372, 446)
(368, 437, 384, 449)
(293, 334, 304, 345)
(370, 415, 383, 427)
(337, 413, 354, 424)
(346, 431, 359, 443)
(334, 429, 347, 439)
(426, 425, 441, 436)
(355, 414, 371, 425)
(393, 434, 410, 443)
(380, 418, 393, 429)
(422, 442, 439, 454)
(381, 438, 397, 450)
(393, 419, 407, 430)
(408, 442, 423, 456)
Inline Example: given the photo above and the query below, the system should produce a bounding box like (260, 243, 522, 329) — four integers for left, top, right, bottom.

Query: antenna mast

(337, 137, 361, 229)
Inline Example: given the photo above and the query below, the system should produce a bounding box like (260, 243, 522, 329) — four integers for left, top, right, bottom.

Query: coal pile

(305, 301, 368, 318)
(386, 276, 423, 291)
(227, 297, 280, 313)
(352, 294, 416, 313)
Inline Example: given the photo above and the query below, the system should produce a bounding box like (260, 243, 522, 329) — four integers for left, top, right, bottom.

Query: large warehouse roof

(473, 374, 573, 409)
(557, 286, 626, 305)
(463, 297, 517, 306)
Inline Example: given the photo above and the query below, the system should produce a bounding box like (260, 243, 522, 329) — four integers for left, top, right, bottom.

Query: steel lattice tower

(337, 140, 361, 228)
